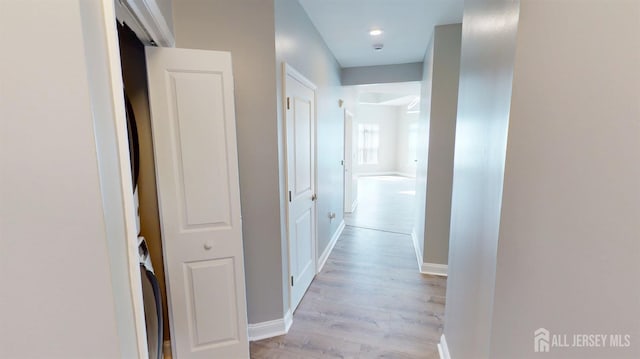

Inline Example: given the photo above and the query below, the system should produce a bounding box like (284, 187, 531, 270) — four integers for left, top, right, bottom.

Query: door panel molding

(147, 47, 249, 359)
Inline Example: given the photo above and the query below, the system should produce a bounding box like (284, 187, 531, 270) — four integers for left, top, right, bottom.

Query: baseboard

(421, 262, 448, 276)
(411, 229, 423, 271)
(351, 199, 358, 213)
(345, 199, 358, 214)
(395, 172, 416, 178)
(356, 171, 411, 177)
(356, 171, 396, 177)
(317, 220, 345, 273)
(355, 172, 415, 178)
(284, 308, 293, 332)
(438, 334, 451, 359)
(248, 309, 293, 341)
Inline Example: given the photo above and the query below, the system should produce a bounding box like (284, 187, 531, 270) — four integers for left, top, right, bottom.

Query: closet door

(146, 47, 248, 359)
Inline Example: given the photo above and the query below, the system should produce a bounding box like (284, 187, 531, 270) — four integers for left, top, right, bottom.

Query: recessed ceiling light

(369, 29, 383, 36)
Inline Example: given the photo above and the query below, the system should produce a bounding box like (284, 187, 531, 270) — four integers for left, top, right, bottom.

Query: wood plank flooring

(250, 225, 447, 359)
(344, 176, 416, 235)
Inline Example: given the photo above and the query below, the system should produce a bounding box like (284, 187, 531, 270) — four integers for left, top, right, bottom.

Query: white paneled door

(146, 47, 249, 359)
(284, 64, 317, 312)
(343, 110, 357, 213)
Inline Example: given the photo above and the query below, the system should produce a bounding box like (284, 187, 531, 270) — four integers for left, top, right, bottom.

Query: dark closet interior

(117, 23, 170, 356)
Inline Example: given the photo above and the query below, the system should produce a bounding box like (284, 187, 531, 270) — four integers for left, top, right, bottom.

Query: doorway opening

(117, 23, 168, 359)
(343, 82, 421, 235)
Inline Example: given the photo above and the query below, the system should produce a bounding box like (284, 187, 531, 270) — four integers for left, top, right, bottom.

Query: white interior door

(351, 119, 358, 211)
(284, 64, 317, 312)
(146, 47, 249, 359)
(343, 110, 357, 213)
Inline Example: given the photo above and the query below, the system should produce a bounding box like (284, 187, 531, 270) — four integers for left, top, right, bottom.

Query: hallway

(250, 174, 445, 358)
(250, 226, 446, 358)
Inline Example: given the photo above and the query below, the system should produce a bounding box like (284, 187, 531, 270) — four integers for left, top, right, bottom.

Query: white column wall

(490, 1, 640, 357)
(442, 0, 519, 357)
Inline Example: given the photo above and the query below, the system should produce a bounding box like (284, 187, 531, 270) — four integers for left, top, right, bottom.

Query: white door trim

(343, 109, 355, 213)
(89, 1, 172, 357)
(282, 62, 318, 314)
(84, 1, 148, 357)
(115, 0, 175, 47)
(438, 334, 452, 359)
(284, 63, 318, 92)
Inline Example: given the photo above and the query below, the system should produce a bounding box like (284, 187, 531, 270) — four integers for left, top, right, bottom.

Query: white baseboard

(412, 230, 448, 276)
(356, 171, 397, 177)
(421, 262, 448, 276)
(356, 171, 412, 177)
(317, 219, 345, 273)
(284, 308, 293, 332)
(411, 229, 423, 271)
(345, 199, 358, 213)
(396, 172, 416, 178)
(438, 334, 451, 359)
(248, 309, 293, 341)
(351, 199, 358, 213)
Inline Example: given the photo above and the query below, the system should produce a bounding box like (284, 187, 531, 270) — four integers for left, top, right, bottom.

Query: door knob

(204, 242, 213, 250)
(311, 194, 317, 201)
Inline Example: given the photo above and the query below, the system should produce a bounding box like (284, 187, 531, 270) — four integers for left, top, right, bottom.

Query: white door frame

(343, 109, 355, 213)
(84, 1, 148, 357)
(89, 1, 176, 357)
(282, 62, 319, 313)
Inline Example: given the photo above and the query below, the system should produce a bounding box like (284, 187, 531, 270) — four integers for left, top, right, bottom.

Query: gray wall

(173, 0, 285, 324)
(445, 0, 640, 358)
(413, 24, 462, 267)
(1, 0, 133, 357)
(422, 24, 461, 265)
(275, 0, 347, 311)
(490, 1, 640, 357)
(443, 0, 519, 357)
(341, 63, 423, 86)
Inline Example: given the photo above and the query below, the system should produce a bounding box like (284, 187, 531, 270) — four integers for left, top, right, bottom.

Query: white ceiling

(298, 0, 464, 68)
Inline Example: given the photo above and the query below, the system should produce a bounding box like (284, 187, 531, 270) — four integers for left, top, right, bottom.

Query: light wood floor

(344, 176, 416, 235)
(250, 225, 447, 358)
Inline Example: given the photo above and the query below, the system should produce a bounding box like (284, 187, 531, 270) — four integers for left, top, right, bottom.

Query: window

(357, 123, 379, 165)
